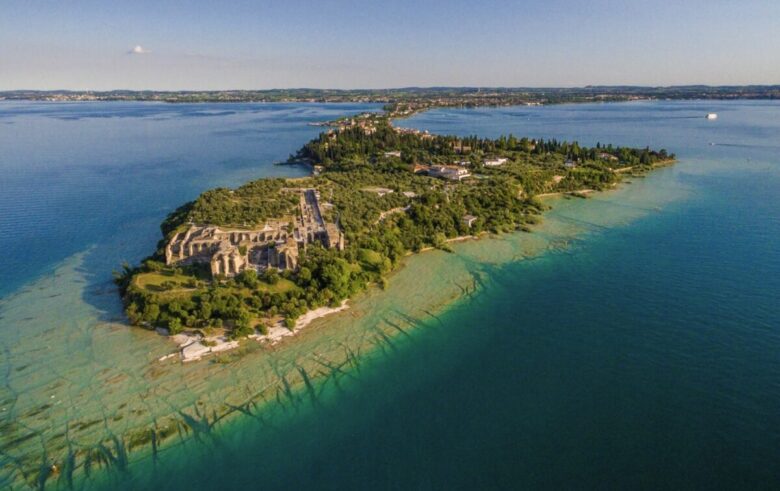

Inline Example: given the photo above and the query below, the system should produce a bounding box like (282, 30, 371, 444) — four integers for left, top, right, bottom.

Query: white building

(429, 165, 471, 181)
(462, 214, 478, 227)
(484, 157, 508, 167)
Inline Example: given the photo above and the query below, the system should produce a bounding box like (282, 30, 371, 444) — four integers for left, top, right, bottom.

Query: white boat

(706, 113, 718, 120)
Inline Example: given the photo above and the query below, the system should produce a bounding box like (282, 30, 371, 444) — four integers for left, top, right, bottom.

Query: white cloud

(129, 45, 149, 55)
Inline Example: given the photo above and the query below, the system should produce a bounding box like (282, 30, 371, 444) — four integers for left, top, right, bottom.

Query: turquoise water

(2, 101, 780, 489)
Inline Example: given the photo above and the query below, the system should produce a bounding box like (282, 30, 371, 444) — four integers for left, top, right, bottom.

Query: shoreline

(150, 166, 672, 365)
(535, 189, 596, 199)
(256, 300, 351, 346)
(159, 300, 351, 362)
(14, 158, 673, 490)
(140, 110, 674, 366)
(0, 97, 686, 490)
(132, 174, 656, 475)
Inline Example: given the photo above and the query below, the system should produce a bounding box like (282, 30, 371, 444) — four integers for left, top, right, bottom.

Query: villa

(428, 165, 471, 181)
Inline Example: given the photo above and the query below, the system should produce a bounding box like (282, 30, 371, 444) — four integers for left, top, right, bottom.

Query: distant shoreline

(2, 85, 778, 107)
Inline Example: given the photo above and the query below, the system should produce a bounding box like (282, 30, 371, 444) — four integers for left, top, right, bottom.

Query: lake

(1, 100, 779, 489)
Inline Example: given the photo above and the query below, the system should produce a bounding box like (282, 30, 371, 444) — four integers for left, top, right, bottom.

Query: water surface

(1, 100, 779, 489)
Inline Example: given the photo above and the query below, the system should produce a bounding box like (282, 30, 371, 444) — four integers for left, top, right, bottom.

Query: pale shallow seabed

(0, 177, 684, 489)
(1, 101, 779, 489)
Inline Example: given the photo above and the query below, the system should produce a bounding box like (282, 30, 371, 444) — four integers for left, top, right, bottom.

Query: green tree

(142, 303, 160, 323)
(168, 318, 183, 335)
(238, 269, 259, 288)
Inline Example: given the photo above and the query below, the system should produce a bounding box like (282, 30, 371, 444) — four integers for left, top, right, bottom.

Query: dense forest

(116, 114, 674, 340)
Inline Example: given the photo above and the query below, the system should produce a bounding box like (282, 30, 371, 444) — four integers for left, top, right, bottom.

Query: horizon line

(2, 84, 780, 93)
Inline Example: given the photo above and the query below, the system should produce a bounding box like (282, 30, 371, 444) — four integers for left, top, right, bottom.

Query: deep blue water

(2, 100, 780, 489)
(0, 101, 377, 299)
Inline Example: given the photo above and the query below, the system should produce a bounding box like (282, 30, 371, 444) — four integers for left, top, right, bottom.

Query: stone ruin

(164, 189, 344, 278)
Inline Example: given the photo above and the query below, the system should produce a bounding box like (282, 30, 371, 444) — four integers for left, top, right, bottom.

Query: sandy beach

(159, 300, 352, 362)
(257, 300, 351, 345)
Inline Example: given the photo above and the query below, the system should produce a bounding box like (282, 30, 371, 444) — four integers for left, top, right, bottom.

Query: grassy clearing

(256, 278, 297, 294)
(236, 278, 298, 296)
(133, 272, 195, 292)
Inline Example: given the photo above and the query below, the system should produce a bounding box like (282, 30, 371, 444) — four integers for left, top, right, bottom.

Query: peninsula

(115, 109, 674, 358)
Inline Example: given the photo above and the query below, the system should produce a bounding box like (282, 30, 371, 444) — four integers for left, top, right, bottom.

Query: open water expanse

(0, 100, 779, 490)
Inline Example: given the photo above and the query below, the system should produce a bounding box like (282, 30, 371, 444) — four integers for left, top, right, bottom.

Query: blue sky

(1, 0, 779, 90)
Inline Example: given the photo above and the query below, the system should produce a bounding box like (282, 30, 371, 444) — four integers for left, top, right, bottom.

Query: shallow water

(1, 100, 779, 489)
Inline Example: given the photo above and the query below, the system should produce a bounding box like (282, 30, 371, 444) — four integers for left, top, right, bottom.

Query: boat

(706, 113, 718, 120)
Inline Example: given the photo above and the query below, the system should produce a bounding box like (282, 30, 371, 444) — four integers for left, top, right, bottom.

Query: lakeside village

(116, 111, 674, 362)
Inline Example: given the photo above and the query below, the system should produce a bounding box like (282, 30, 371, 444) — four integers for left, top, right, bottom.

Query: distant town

(2, 85, 779, 108)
